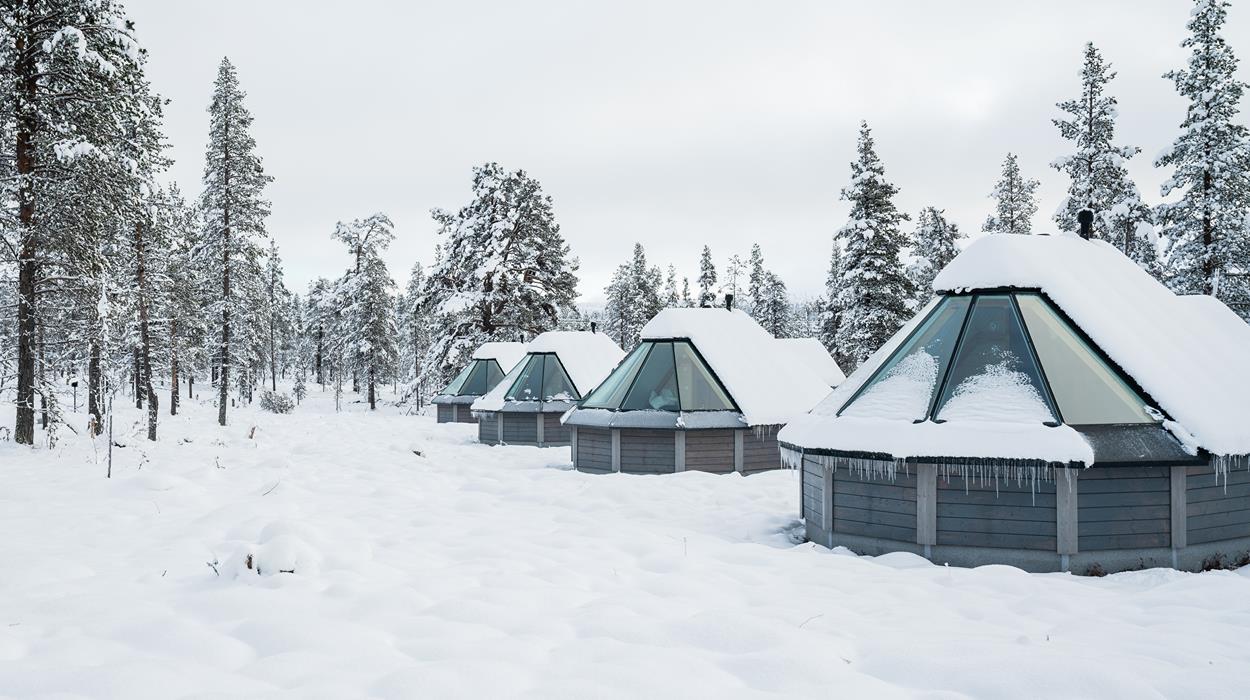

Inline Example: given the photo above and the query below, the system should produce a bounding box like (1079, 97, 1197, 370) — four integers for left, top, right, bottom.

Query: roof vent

(1077, 209, 1094, 240)
(725, 294, 735, 311)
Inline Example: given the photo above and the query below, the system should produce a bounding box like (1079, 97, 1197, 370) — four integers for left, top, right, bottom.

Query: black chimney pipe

(725, 294, 734, 311)
(590, 321, 597, 334)
(1077, 208, 1094, 239)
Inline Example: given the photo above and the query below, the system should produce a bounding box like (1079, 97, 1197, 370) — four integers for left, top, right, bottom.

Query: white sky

(125, 0, 1249, 305)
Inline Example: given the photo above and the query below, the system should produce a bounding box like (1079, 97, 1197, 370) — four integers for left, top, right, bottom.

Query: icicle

(1211, 454, 1250, 493)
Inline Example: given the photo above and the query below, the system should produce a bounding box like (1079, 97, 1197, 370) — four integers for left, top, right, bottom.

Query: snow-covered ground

(1, 387, 1248, 699)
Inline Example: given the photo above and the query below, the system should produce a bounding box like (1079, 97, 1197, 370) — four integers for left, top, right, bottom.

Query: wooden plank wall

(742, 428, 782, 474)
(937, 474, 1057, 551)
(802, 457, 824, 526)
(501, 413, 537, 444)
(684, 430, 735, 474)
(477, 413, 498, 444)
(619, 429, 676, 474)
(543, 413, 570, 445)
(576, 427, 613, 473)
(1187, 465, 1250, 545)
(832, 466, 917, 543)
(437, 404, 454, 423)
(455, 405, 476, 424)
(1078, 467, 1170, 551)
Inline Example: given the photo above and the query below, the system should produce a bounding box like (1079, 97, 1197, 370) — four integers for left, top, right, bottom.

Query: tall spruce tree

(1052, 42, 1157, 264)
(757, 271, 792, 338)
(1155, 0, 1250, 316)
(746, 244, 765, 314)
(200, 57, 272, 426)
(262, 239, 292, 391)
(818, 244, 843, 355)
(834, 121, 912, 369)
(697, 245, 717, 307)
(983, 153, 1040, 235)
(907, 207, 963, 305)
(663, 265, 680, 308)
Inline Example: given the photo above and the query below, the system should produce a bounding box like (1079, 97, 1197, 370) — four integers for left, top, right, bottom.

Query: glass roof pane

(935, 295, 1055, 423)
(442, 362, 474, 395)
(674, 341, 735, 411)
(1016, 294, 1156, 424)
(485, 360, 504, 390)
(541, 355, 579, 400)
(458, 360, 492, 396)
(622, 342, 680, 411)
(505, 354, 546, 401)
(582, 343, 650, 409)
(842, 296, 971, 420)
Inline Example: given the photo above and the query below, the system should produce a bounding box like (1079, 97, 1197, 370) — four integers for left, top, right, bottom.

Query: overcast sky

(125, 0, 1248, 305)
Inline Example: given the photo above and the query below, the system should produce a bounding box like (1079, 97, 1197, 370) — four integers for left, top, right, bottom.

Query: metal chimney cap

(1077, 209, 1094, 239)
(725, 294, 735, 310)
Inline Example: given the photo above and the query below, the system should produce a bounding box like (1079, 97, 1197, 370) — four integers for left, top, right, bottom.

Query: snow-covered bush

(259, 391, 295, 414)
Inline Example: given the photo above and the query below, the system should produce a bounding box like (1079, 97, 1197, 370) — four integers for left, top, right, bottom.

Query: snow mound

(222, 520, 324, 579)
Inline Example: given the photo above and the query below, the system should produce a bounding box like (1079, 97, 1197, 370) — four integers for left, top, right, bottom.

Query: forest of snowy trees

(1, 0, 1249, 447)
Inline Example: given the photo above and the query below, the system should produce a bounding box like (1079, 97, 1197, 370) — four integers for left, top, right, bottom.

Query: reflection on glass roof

(505, 354, 579, 402)
(839, 293, 1157, 426)
(580, 340, 736, 412)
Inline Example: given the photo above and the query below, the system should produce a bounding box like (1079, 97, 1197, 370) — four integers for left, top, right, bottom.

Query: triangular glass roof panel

(841, 296, 971, 421)
(578, 340, 737, 412)
(505, 354, 546, 401)
(541, 354, 579, 400)
(442, 362, 475, 395)
(582, 344, 649, 409)
(934, 295, 1056, 423)
(1016, 294, 1155, 424)
(674, 342, 735, 410)
(622, 342, 679, 411)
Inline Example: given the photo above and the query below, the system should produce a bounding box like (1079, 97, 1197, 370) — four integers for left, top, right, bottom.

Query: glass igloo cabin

(431, 342, 527, 423)
(779, 233, 1250, 574)
(472, 331, 624, 447)
(563, 307, 838, 475)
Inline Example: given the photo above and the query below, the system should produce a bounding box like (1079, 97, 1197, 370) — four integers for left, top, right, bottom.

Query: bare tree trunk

(133, 346, 143, 409)
(169, 318, 179, 416)
(13, 10, 38, 445)
(88, 338, 102, 435)
(315, 326, 323, 386)
(368, 362, 376, 410)
(134, 222, 158, 440)
(38, 320, 47, 429)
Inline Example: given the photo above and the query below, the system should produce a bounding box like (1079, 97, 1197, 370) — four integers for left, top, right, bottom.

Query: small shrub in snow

(259, 391, 295, 414)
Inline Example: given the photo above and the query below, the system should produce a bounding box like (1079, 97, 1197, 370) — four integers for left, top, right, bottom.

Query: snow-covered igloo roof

(780, 234, 1250, 463)
(472, 341, 528, 370)
(776, 338, 847, 387)
(472, 331, 624, 412)
(570, 308, 833, 427)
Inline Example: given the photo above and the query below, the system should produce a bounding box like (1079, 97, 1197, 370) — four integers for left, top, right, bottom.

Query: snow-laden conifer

(834, 121, 912, 369)
(983, 153, 1040, 235)
(907, 207, 963, 305)
(1155, 0, 1250, 316)
(199, 57, 272, 426)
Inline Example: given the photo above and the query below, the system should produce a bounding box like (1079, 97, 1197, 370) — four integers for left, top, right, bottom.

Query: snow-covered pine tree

(602, 263, 632, 347)
(399, 262, 433, 403)
(200, 56, 272, 426)
(834, 121, 912, 369)
(1155, 0, 1250, 316)
(907, 207, 963, 305)
(757, 271, 792, 338)
(663, 265, 680, 308)
(746, 244, 765, 315)
(0, 0, 151, 444)
(162, 185, 205, 415)
(262, 239, 292, 391)
(1052, 42, 1157, 265)
(697, 246, 717, 307)
(345, 254, 398, 410)
(680, 277, 693, 307)
(420, 163, 578, 386)
(601, 244, 662, 348)
(983, 153, 1041, 235)
(817, 244, 843, 355)
(723, 254, 745, 302)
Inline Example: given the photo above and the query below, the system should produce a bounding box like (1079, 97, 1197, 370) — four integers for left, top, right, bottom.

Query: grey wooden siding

(501, 413, 537, 444)
(455, 405, 476, 424)
(576, 427, 613, 473)
(437, 404, 454, 423)
(1078, 467, 1170, 551)
(684, 430, 735, 473)
(937, 475, 1056, 551)
(1187, 465, 1250, 545)
(833, 467, 916, 543)
(477, 413, 498, 444)
(619, 429, 676, 474)
(802, 457, 825, 526)
(742, 427, 782, 474)
(543, 413, 570, 445)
